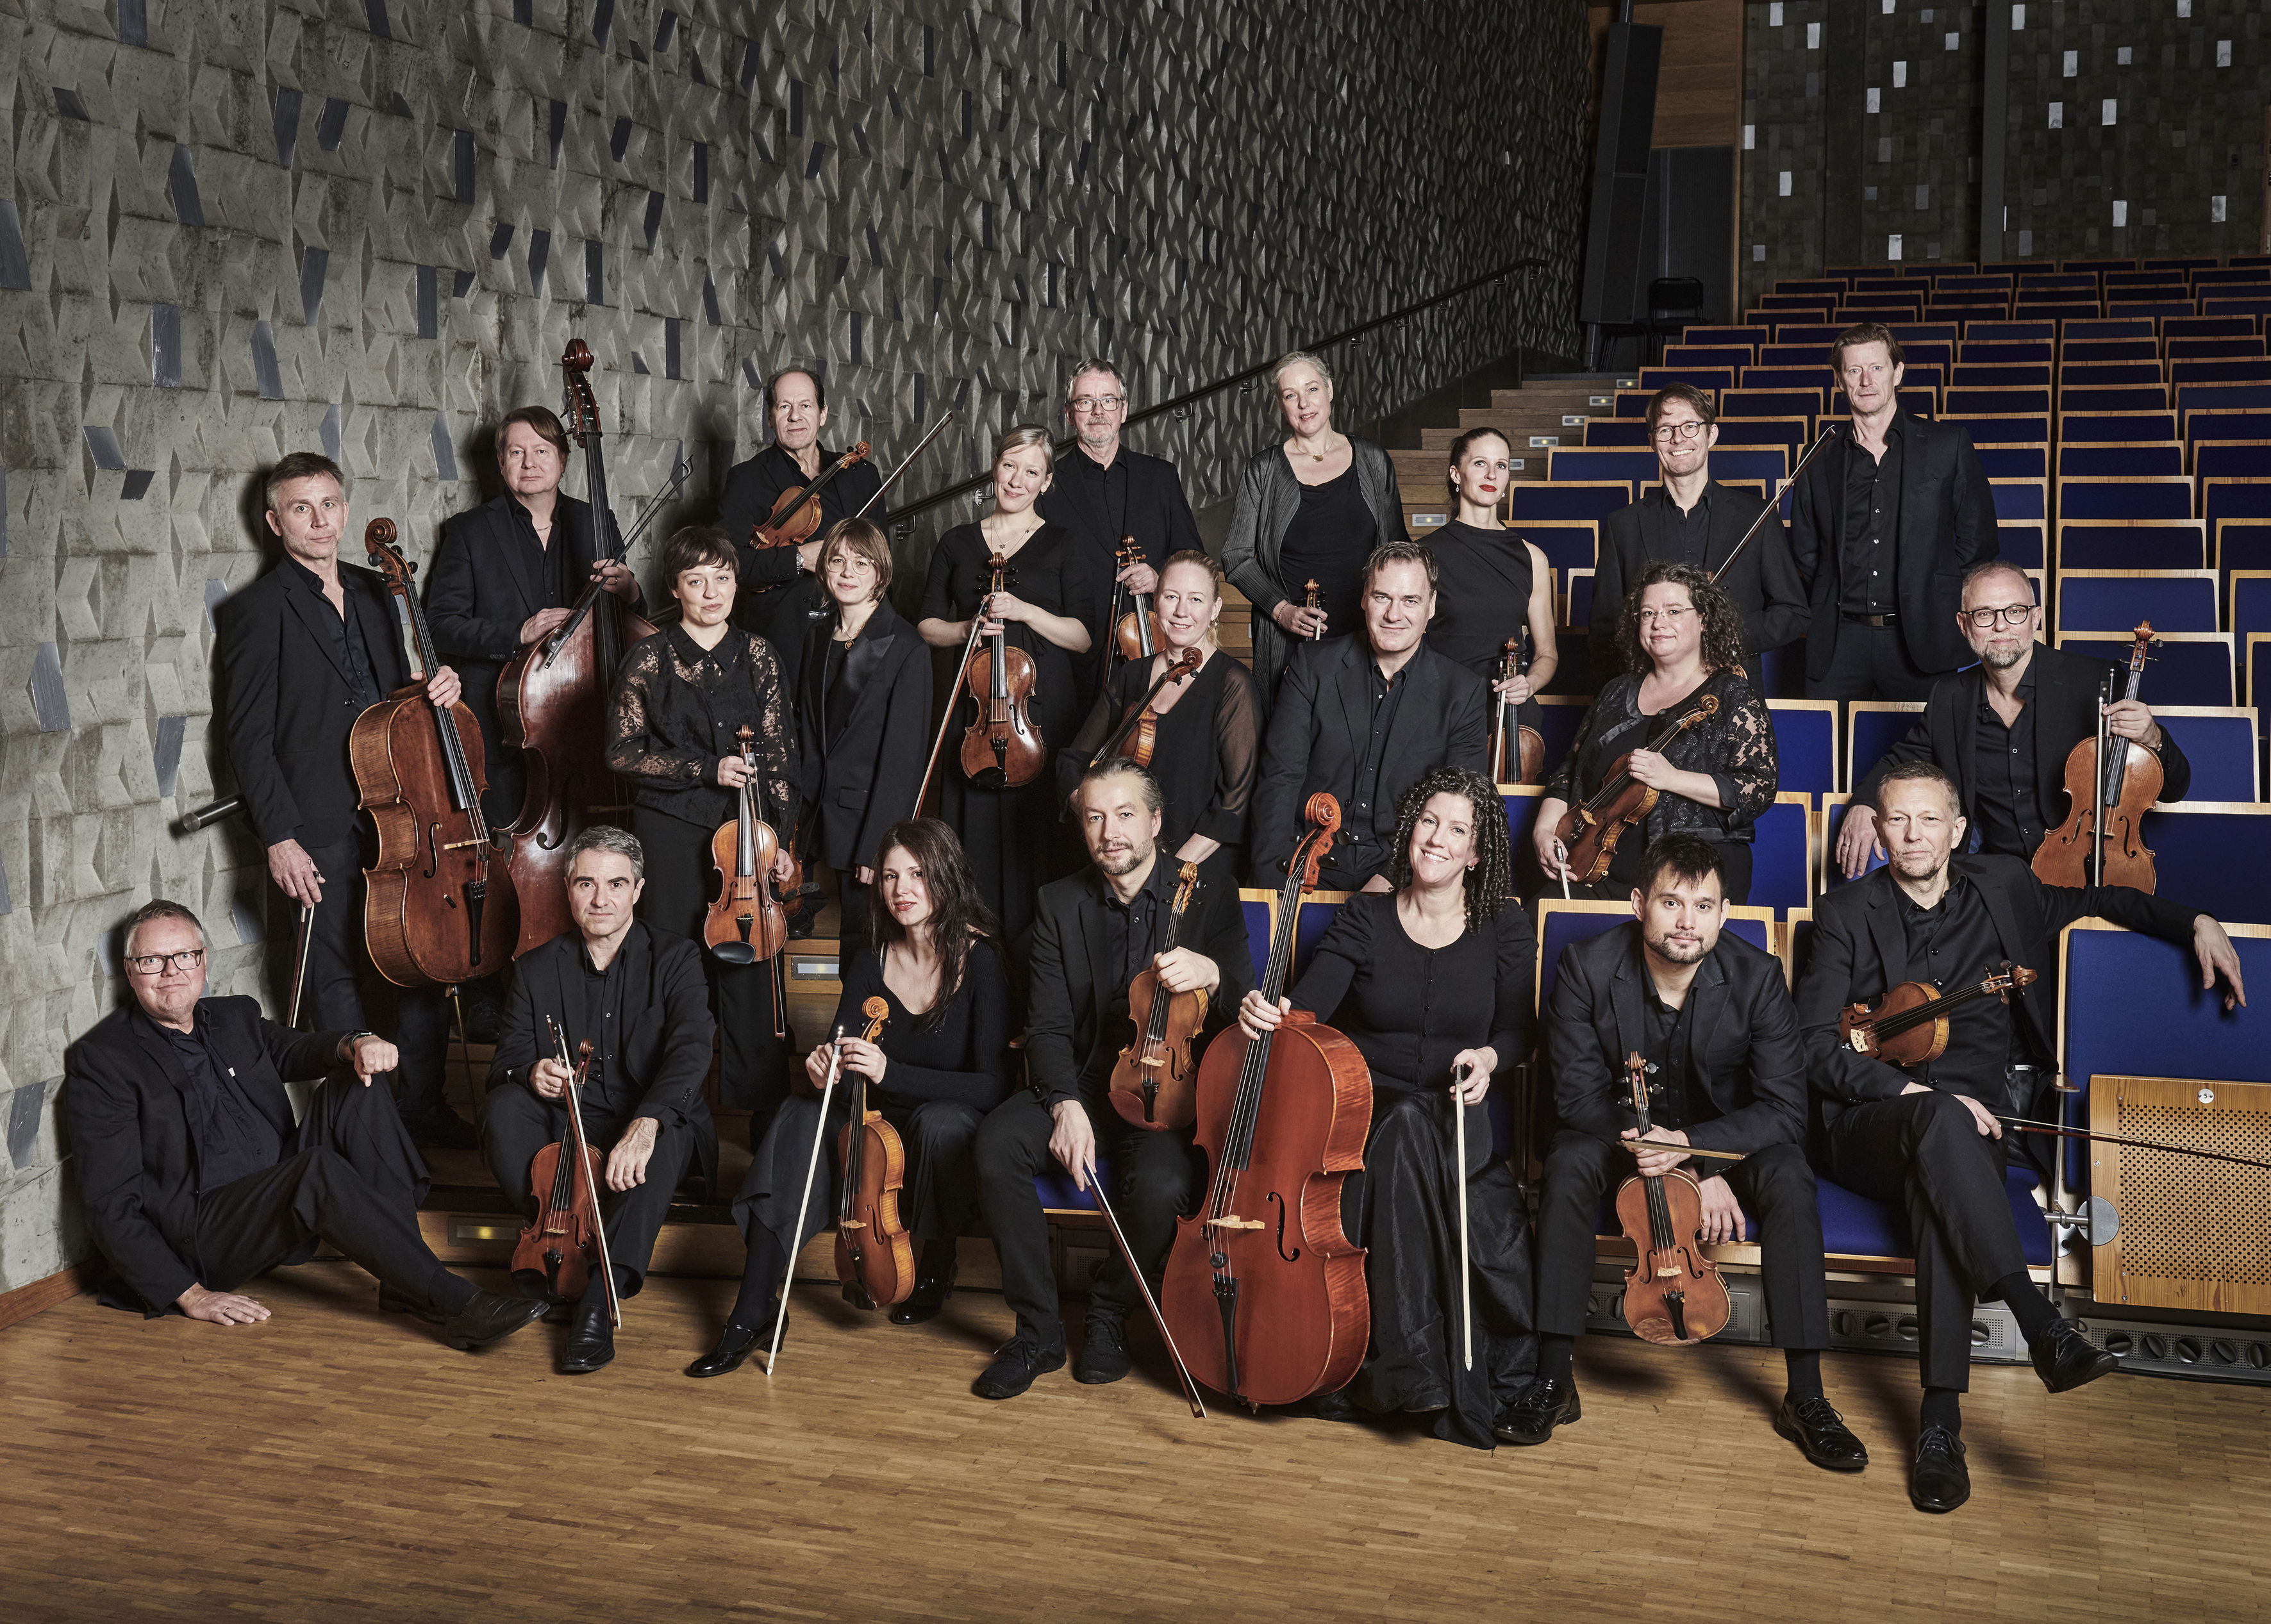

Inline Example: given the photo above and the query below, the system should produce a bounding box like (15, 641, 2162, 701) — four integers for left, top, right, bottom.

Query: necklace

(1306, 435, 1338, 463)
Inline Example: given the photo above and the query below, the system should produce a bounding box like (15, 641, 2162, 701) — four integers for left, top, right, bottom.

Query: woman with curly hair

(1533, 561, 1778, 904)
(1237, 765, 1538, 1448)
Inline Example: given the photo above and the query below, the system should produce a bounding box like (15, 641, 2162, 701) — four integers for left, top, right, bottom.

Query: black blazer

(65, 997, 355, 1314)
(1547, 921, 1809, 1157)
(1856, 642, 2193, 836)
(794, 597, 933, 873)
(215, 558, 414, 849)
(1794, 854, 2202, 1129)
(1248, 634, 1489, 883)
(1786, 412, 1999, 680)
(718, 443, 887, 642)
(1589, 481, 1810, 684)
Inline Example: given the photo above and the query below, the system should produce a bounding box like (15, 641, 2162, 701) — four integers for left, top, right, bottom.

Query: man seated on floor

(64, 899, 544, 1350)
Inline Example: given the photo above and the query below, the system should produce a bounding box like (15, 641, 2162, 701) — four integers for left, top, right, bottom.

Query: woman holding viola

(1427, 427, 1558, 777)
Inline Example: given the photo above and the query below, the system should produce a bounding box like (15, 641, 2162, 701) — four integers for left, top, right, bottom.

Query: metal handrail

(886, 258, 1549, 528)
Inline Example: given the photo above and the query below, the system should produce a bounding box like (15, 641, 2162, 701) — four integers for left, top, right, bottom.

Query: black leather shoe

(406, 1104, 480, 1152)
(379, 1284, 444, 1325)
(973, 1331, 1067, 1400)
(1304, 1387, 1365, 1423)
(1909, 1425, 1970, 1512)
(2031, 1319, 2120, 1394)
(560, 1303, 617, 1374)
(686, 1321, 766, 1379)
(1493, 1377, 1581, 1446)
(889, 1242, 957, 1325)
(440, 1291, 547, 1352)
(1074, 1309, 1131, 1384)
(1774, 1394, 1870, 1471)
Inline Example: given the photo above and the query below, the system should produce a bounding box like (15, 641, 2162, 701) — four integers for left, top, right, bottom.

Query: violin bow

(611, 453, 692, 559)
(911, 608, 988, 820)
(856, 415, 952, 519)
(770, 1023, 847, 1375)
(1452, 1063, 1472, 1373)
(1617, 1137, 1746, 1163)
(285, 904, 316, 1030)
(548, 1017, 620, 1327)
(1996, 1115, 2271, 1173)
(1706, 422, 1841, 587)
(1085, 1170, 1207, 1419)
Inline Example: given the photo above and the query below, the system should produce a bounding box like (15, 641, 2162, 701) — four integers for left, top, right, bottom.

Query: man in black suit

(1797, 761, 2247, 1513)
(63, 899, 543, 1348)
(1589, 384, 1809, 686)
(1788, 323, 2000, 700)
(1249, 540, 1489, 891)
(717, 367, 887, 646)
(482, 825, 719, 1375)
(215, 452, 470, 1148)
(971, 760, 1253, 1400)
(1840, 558, 2192, 876)
(1502, 834, 1867, 1471)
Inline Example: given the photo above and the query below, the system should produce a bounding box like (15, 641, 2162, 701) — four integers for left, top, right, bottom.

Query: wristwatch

(338, 1030, 376, 1063)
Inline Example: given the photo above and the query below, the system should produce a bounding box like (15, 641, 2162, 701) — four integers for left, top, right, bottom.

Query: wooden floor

(6, 1264, 2270, 1623)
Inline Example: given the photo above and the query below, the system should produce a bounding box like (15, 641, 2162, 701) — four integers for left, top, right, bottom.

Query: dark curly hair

(1385, 765, 1514, 936)
(1612, 559, 1746, 675)
(869, 818, 1008, 1033)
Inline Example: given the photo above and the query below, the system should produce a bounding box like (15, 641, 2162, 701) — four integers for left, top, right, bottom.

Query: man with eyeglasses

(63, 899, 546, 1349)
(1840, 558, 2192, 877)
(1589, 384, 1808, 686)
(1034, 357, 1203, 710)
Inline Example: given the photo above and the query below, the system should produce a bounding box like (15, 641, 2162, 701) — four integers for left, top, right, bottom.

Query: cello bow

(1086, 1173, 1207, 1419)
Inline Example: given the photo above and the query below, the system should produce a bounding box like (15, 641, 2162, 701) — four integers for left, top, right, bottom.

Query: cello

(1613, 1050, 1731, 1346)
(1489, 634, 1545, 785)
(497, 339, 660, 955)
(352, 519, 520, 986)
(2032, 622, 2160, 892)
(1160, 794, 1371, 1407)
(835, 995, 915, 1310)
(957, 553, 1046, 788)
(1108, 860, 1208, 1131)
(703, 725, 788, 966)
(1551, 693, 1721, 884)
(508, 1023, 621, 1325)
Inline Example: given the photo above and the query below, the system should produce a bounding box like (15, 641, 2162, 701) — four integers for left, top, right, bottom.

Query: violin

(509, 1025, 621, 1323)
(1109, 861, 1208, 1131)
(703, 725, 787, 965)
(1302, 577, 1324, 641)
(1553, 693, 1720, 884)
(351, 519, 520, 986)
(1840, 961, 2037, 1070)
(958, 553, 1045, 788)
(1490, 634, 1545, 785)
(743, 440, 874, 576)
(1111, 536, 1163, 664)
(1613, 1050, 1730, 1346)
(2033, 622, 2160, 892)
(498, 339, 660, 956)
(1088, 647, 1202, 773)
(1161, 793, 1370, 1406)
(834, 995, 914, 1309)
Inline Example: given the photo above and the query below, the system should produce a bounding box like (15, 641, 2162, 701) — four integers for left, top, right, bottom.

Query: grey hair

(568, 824, 645, 880)
(1271, 350, 1333, 392)
(994, 422, 1056, 474)
(1063, 358, 1127, 413)
(124, 898, 205, 957)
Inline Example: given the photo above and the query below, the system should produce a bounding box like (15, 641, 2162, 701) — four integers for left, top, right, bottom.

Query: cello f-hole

(1268, 1190, 1301, 1262)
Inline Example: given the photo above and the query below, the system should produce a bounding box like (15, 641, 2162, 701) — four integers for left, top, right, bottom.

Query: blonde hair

(993, 423, 1055, 474)
(1158, 549, 1224, 650)
(1271, 350, 1333, 392)
(815, 517, 893, 600)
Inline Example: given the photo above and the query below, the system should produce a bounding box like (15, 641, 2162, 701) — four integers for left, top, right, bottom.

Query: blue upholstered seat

(1767, 700, 1838, 797)
(1750, 794, 1813, 916)
(2056, 633, 2234, 704)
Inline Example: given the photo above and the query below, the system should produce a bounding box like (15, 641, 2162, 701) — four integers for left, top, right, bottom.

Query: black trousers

(194, 1073, 472, 1313)
(1535, 1129, 1830, 1350)
(480, 1084, 695, 1294)
(1824, 1091, 2028, 1391)
(632, 808, 790, 1131)
(1806, 618, 1940, 702)
(975, 1090, 1203, 1343)
(299, 833, 451, 1119)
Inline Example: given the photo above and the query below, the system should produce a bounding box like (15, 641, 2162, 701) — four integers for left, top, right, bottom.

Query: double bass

(351, 520, 519, 986)
(2032, 622, 2159, 892)
(497, 339, 659, 954)
(1613, 1050, 1730, 1346)
(1551, 693, 1721, 884)
(1108, 861, 1208, 1131)
(1161, 794, 1370, 1407)
(508, 1023, 620, 1324)
(958, 554, 1046, 788)
(835, 996, 914, 1309)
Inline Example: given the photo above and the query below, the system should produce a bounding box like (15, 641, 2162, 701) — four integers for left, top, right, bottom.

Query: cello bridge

(1205, 1215, 1265, 1231)
(442, 837, 490, 851)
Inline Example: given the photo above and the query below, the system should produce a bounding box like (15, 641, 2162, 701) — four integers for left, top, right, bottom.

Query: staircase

(1387, 371, 1634, 536)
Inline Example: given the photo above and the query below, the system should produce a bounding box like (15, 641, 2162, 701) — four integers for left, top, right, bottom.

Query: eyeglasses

(1069, 395, 1124, 413)
(1651, 420, 1708, 443)
(1635, 606, 1695, 625)
(1960, 604, 2035, 628)
(126, 949, 206, 976)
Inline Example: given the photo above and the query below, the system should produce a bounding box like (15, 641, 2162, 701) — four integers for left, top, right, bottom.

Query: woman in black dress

(1060, 550, 1260, 896)
(1237, 765, 1538, 1450)
(688, 818, 1017, 1375)
(919, 425, 1106, 942)
(1534, 561, 1777, 905)
(1428, 428, 1559, 781)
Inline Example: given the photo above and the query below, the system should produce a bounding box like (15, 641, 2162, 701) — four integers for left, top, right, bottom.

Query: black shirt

(282, 556, 381, 709)
(1898, 872, 2020, 1093)
(1278, 464, 1377, 638)
(506, 494, 573, 611)
(1840, 417, 1905, 615)
(570, 939, 633, 1116)
(1664, 483, 1713, 571)
(606, 624, 799, 833)
(1973, 664, 2047, 858)
(1637, 977, 1713, 1132)
(150, 1007, 283, 1194)
(1345, 654, 1413, 874)
(832, 941, 1017, 1113)
(718, 443, 888, 639)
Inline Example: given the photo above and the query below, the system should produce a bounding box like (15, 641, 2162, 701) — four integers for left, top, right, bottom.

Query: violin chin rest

(710, 943, 756, 965)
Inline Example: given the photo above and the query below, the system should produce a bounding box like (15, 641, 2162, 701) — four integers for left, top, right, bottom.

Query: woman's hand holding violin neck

(1623, 749, 1676, 790)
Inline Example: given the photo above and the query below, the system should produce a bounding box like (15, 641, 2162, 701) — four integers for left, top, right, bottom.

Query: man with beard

(1838, 559, 2192, 877)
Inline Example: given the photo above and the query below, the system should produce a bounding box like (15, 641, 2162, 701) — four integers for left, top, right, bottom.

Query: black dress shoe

(560, 1303, 617, 1374)
(889, 1242, 957, 1326)
(440, 1291, 548, 1352)
(1774, 1394, 1870, 1471)
(1304, 1387, 1365, 1423)
(973, 1331, 1067, 1400)
(1909, 1425, 1970, 1513)
(686, 1321, 767, 1379)
(406, 1104, 480, 1152)
(1493, 1377, 1581, 1446)
(2031, 1319, 2121, 1394)
(1074, 1309, 1131, 1385)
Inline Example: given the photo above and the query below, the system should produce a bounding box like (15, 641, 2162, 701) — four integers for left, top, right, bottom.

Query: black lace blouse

(606, 623, 799, 832)
(1542, 666, 1776, 854)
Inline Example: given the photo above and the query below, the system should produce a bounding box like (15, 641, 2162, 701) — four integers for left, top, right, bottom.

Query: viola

(1088, 647, 1202, 774)
(1109, 861, 1208, 1132)
(1161, 793, 1370, 1406)
(704, 725, 788, 965)
(497, 339, 660, 956)
(743, 440, 874, 576)
(1613, 1050, 1729, 1346)
(351, 519, 520, 986)
(509, 1026, 620, 1323)
(1111, 536, 1163, 665)
(2033, 622, 2160, 892)
(1302, 577, 1324, 641)
(957, 552, 1046, 788)
(835, 996, 914, 1309)
(1490, 634, 1545, 785)
(1553, 693, 1720, 884)
(1840, 961, 2037, 1070)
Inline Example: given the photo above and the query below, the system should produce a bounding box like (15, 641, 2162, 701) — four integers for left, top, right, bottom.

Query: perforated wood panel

(2092, 1075, 2271, 1315)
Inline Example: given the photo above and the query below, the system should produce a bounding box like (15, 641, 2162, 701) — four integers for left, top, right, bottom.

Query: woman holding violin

(1237, 766, 1537, 1449)
(1060, 550, 1260, 896)
(1534, 562, 1777, 905)
(688, 819, 1016, 1377)
(607, 526, 801, 1143)
(918, 424, 1107, 943)
(719, 367, 886, 645)
(1427, 428, 1558, 778)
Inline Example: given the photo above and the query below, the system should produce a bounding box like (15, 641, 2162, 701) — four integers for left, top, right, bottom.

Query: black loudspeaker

(1578, 21, 1663, 330)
